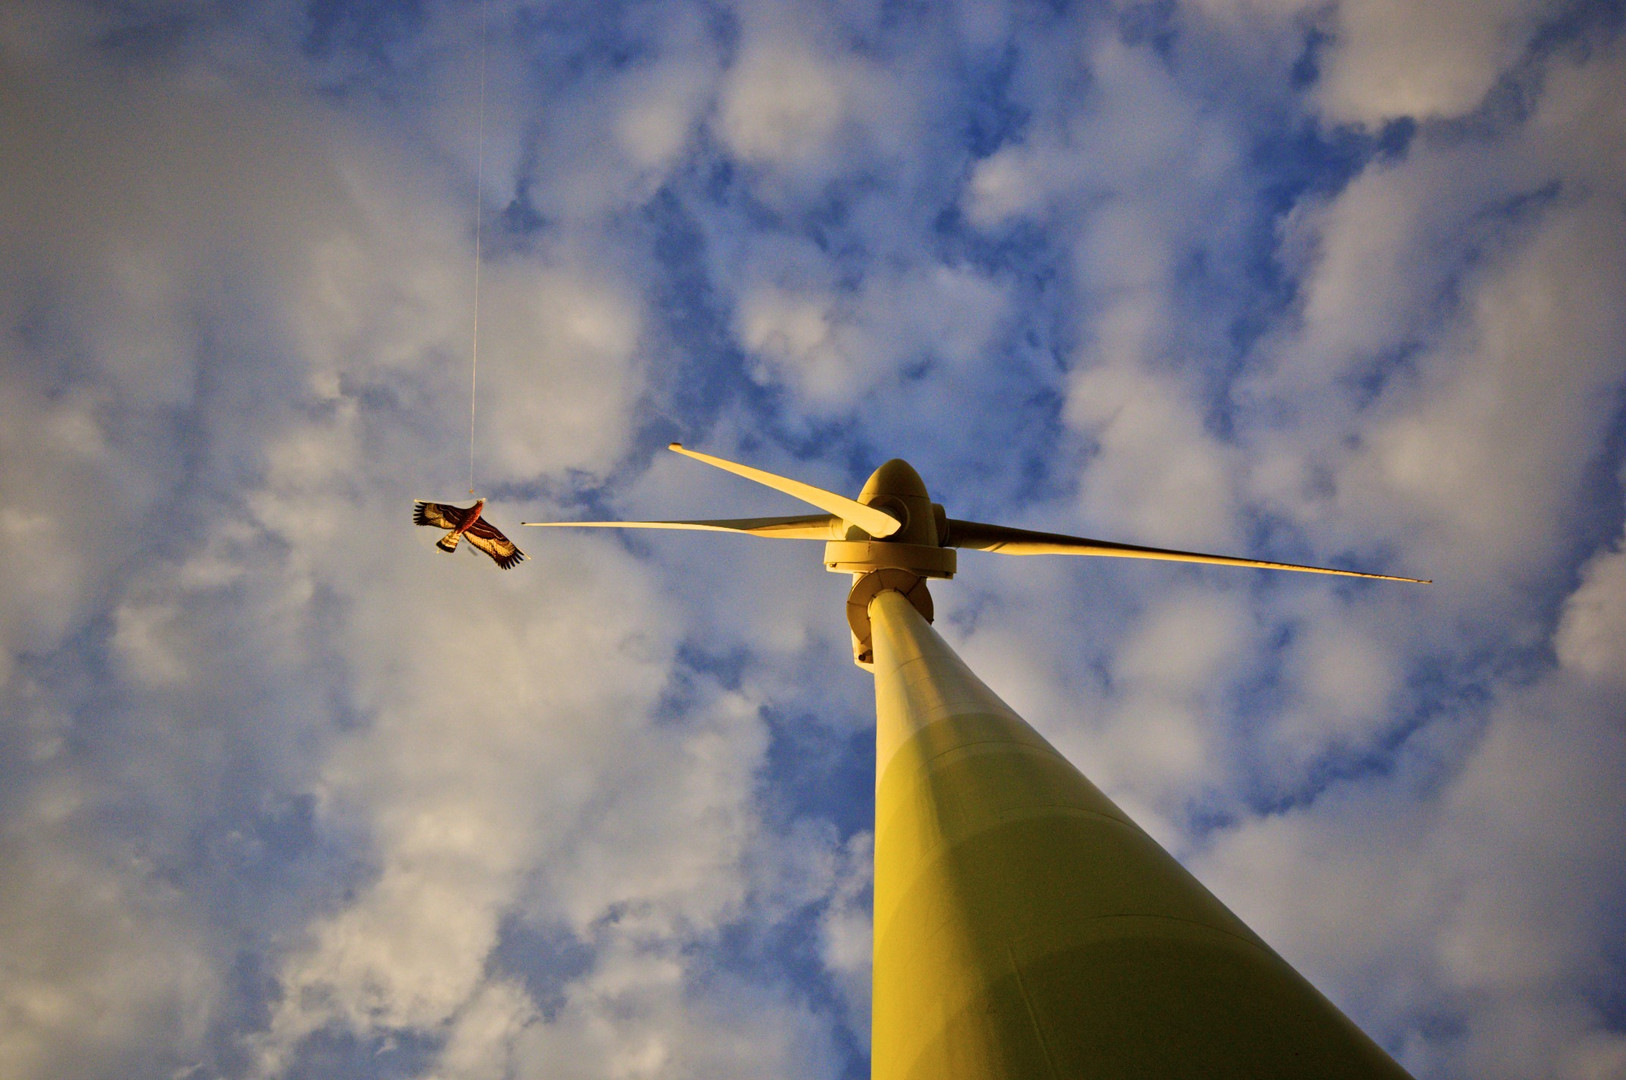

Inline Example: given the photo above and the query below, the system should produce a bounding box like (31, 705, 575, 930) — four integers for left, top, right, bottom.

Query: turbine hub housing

(825, 458, 956, 578)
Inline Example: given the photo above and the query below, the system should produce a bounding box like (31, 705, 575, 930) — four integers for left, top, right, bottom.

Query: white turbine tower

(526, 443, 1425, 1080)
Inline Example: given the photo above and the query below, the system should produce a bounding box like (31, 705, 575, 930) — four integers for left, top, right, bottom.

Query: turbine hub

(829, 459, 956, 667)
(823, 459, 956, 578)
(854, 459, 941, 545)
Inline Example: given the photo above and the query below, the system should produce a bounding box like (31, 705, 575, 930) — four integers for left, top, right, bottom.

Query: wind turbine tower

(527, 445, 1423, 1080)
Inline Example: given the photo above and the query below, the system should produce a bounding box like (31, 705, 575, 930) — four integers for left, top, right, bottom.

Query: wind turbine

(526, 443, 1424, 1080)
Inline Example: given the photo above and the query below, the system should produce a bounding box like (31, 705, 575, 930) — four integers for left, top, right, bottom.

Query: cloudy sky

(3, 0, 1625, 1077)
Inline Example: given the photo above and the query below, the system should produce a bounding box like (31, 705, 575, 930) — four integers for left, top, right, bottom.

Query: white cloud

(1264, 151, 1487, 394)
(719, 36, 849, 170)
(1271, 598, 1405, 759)
(1, 18, 706, 1077)
(961, 32, 1260, 547)
(111, 600, 191, 687)
(514, 7, 723, 225)
(712, 0, 937, 209)
(252, 527, 725, 1062)
(964, 143, 1052, 228)
(0, 816, 217, 1080)
(817, 830, 874, 1041)
(965, 32, 1244, 237)
(430, 978, 537, 1080)
(1315, 198, 1624, 593)
(476, 263, 647, 482)
(737, 261, 1010, 411)
(1096, 587, 1260, 797)
(615, 61, 713, 172)
(1243, 41, 1626, 601)
(1067, 363, 1239, 547)
(505, 943, 837, 1080)
(1314, 0, 1563, 125)
(1554, 536, 1626, 687)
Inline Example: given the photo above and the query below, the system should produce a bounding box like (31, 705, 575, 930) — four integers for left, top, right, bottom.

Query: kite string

(468, 0, 488, 496)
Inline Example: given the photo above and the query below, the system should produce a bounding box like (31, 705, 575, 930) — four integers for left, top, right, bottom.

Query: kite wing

(414, 500, 472, 530)
(465, 519, 526, 569)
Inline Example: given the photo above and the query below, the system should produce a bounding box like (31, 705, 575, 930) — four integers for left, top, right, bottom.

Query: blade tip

(668, 441, 684, 451)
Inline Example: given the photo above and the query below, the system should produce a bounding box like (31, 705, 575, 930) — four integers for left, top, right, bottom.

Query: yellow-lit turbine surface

(523, 446, 1424, 1076)
(869, 588, 1413, 1080)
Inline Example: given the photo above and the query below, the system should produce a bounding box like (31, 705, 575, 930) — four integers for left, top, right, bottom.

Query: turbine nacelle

(524, 443, 1429, 666)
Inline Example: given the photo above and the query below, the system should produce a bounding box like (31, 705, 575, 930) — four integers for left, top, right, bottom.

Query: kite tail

(437, 533, 461, 553)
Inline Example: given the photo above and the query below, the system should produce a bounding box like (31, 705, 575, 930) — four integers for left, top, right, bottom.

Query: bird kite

(413, 498, 525, 569)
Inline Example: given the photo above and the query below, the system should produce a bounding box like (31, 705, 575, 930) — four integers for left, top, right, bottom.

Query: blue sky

(3, 1, 1625, 1077)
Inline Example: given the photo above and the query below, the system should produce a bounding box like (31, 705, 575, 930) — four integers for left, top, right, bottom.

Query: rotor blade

(521, 513, 842, 540)
(667, 443, 901, 538)
(945, 519, 1431, 583)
